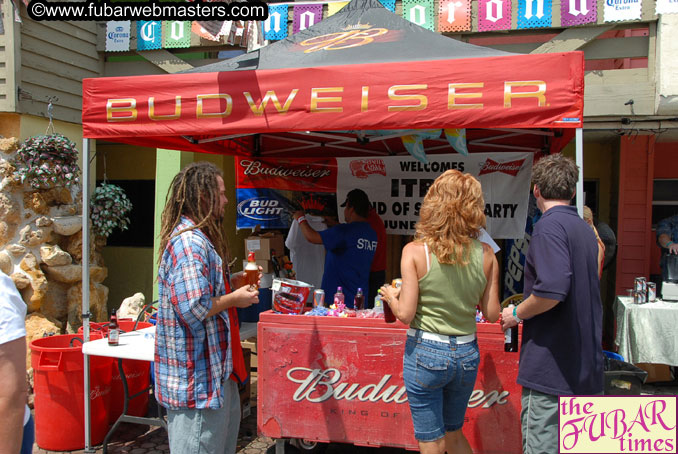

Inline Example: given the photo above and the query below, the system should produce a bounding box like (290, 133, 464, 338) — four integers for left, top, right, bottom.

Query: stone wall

(0, 136, 109, 346)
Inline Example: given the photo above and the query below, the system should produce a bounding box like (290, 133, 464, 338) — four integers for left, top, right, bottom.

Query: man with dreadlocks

(155, 161, 260, 453)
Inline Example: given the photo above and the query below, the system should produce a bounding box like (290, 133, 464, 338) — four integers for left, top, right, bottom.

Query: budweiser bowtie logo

(349, 159, 387, 179)
(478, 158, 526, 176)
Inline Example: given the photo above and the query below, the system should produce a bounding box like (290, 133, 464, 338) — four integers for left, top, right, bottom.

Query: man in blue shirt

(293, 189, 377, 307)
(500, 154, 603, 454)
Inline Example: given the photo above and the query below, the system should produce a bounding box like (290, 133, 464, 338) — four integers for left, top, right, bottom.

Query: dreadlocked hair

(158, 161, 230, 264)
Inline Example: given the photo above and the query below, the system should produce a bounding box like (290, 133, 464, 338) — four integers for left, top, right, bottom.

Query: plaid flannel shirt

(154, 216, 233, 409)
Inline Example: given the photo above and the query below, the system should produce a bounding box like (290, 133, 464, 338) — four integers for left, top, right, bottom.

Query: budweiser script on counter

(287, 367, 510, 408)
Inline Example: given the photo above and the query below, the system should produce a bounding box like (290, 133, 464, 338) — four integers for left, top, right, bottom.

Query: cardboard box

(242, 259, 272, 274)
(241, 337, 258, 370)
(635, 363, 674, 383)
(239, 348, 252, 418)
(250, 371, 258, 401)
(245, 233, 285, 261)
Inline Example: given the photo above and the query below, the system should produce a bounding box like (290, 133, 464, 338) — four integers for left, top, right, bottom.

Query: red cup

(383, 298, 396, 323)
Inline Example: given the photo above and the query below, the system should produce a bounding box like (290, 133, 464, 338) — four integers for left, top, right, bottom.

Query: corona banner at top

(82, 0, 583, 157)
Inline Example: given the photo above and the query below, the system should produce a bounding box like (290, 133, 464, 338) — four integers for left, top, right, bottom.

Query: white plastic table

(82, 322, 258, 452)
(83, 326, 165, 453)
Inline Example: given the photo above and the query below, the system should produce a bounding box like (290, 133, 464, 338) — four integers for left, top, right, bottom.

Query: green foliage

(14, 133, 81, 189)
(90, 183, 133, 238)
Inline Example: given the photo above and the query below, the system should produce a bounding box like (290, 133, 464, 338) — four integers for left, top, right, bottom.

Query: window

(652, 179, 678, 228)
(99, 180, 155, 248)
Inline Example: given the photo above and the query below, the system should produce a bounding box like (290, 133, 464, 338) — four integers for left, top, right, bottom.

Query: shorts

(403, 329, 480, 442)
(521, 387, 559, 454)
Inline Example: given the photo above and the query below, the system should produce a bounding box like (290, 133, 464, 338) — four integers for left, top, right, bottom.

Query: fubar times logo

(559, 396, 676, 453)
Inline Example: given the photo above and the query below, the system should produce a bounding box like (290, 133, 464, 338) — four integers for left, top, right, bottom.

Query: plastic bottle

(354, 288, 364, 310)
(373, 294, 384, 314)
(245, 251, 259, 289)
(108, 308, 119, 346)
(271, 250, 281, 278)
(333, 286, 345, 307)
(504, 304, 519, 352)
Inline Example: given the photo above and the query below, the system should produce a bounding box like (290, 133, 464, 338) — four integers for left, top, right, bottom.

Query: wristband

(513, 305, 522, 323)
(297, 215, 308, 225)
(667, 241, 674, 248)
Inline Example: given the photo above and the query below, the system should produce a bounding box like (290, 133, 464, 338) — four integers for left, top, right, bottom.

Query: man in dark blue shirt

(293, 189, 377, 307)
(500, 153, 603, 454)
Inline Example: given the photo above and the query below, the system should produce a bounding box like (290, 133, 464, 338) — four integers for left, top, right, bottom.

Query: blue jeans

(403, 330, 480, 442)
(21, 413, 34, 454)
(167, 379, 241, 454)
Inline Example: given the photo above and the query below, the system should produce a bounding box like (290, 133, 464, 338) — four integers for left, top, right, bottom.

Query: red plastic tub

(31, 333, 111, 451)
(78, 320, 152, 422)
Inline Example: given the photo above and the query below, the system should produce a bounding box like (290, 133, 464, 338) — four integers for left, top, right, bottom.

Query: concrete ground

(32, 380, 677, 454)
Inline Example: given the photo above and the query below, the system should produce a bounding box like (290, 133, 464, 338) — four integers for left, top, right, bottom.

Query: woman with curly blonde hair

(381, 169, 500, 454)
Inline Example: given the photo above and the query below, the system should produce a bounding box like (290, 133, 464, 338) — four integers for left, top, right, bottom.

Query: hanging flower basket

(14, 133, 81, 189)
(90, 183, 133, 238)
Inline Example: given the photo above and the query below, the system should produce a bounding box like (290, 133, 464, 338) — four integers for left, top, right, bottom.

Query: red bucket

(31, 333, 111, 451)
(272, 278, 314, 314)
(107, 320, 152, 422)
(77, 320, 153, 423)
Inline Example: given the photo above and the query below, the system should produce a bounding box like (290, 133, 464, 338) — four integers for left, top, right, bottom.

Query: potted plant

(90, 183, 132, 238)
(14, 133, 80, 189)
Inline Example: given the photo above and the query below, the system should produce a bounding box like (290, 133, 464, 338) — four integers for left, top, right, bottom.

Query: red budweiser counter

(257, 311, 522, 453)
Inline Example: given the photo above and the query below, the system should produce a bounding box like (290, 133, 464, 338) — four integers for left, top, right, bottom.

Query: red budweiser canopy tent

(82, 0, 584, 157)
(79, 1, 585, 447)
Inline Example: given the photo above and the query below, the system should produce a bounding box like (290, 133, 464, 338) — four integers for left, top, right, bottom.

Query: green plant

(90, 183, 133, 238)
(14, 133, 81, 189)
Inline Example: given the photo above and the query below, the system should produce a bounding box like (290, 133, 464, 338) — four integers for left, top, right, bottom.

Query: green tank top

(411, 240, 486, 336)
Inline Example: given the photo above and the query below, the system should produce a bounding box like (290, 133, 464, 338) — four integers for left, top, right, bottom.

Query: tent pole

(82, 138, 94, 453)
(575, 128, 584, 217)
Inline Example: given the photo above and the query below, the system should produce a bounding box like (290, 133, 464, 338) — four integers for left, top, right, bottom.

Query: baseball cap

(340, 189, 371, 217)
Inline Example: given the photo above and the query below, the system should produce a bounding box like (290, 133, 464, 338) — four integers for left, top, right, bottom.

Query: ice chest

(257, 312, 522, 452)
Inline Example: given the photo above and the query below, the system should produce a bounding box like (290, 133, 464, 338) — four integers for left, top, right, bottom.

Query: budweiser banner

(235, 153, 531, 237)
(336, 153, 533, 238)
(235, 157, 338, 229)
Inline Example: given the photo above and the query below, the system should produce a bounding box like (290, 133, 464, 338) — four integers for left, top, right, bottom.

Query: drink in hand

(245, 251, 259, 289)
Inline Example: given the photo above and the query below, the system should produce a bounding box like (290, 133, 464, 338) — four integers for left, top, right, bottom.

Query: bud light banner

(336, 153, 533, 238)
(235, 157, 338, 229)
